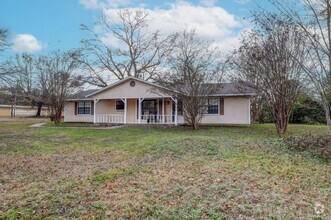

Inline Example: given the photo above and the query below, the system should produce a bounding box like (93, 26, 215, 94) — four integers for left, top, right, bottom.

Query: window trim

(115, 99, 125, 111)
(77, 101, 91, 115)
(203, 98, 219, 115)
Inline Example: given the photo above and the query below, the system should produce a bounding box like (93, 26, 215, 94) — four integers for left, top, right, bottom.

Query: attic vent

(130, 80, 136, 87)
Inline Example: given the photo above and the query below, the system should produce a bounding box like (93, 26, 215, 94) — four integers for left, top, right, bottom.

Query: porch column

(138, 98, 141, 124)
(138, 98, 144, 124)
(93, 98, 96, 124)
(162, 98, 165, 123)
(121, 98, 127, 124)
(93, 98, 97, 124)
(175, 98, 178, 126)
(93, 98, 99, 124)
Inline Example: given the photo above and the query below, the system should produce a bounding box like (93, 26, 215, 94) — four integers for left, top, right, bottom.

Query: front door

(141, 99, 157, 123)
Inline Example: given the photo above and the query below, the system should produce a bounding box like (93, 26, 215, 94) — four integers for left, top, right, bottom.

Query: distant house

(0, 105, 49, 117)
(64, 77, 255, 125)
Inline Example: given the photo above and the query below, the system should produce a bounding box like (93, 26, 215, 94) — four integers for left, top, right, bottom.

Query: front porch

(93, 98, 181, 125)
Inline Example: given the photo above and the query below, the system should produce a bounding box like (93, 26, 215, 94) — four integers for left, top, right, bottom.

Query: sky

(0, 0, 266, 55)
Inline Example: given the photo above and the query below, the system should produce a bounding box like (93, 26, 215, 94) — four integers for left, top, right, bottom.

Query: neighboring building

(64, 77, 256, 125)
(0, 105, 49, 117)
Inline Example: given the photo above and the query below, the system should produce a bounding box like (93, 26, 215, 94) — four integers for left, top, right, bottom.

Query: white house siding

(64, 97, 250, 125)
(64, 102, 93, 122)
(200, 96, 250, 125)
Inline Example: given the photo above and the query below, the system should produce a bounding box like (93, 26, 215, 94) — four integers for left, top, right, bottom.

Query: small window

(116, 100, 125, 111)
(78, 101, 91, 114)
(204, 98, 219, 115)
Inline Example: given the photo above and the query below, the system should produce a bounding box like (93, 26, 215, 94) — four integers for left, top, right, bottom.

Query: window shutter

(74, 102, 78, 115)
(220, 98, 224, 115)
(91, 101, 94, 115)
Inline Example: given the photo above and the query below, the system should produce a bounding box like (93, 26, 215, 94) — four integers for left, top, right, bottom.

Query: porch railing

(95, 114, 124, 124)
(95, 114, 176, 124)
(140, 115, 174, 124)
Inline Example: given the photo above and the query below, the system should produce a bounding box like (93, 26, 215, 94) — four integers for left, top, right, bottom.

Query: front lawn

(0, 122, 330, 219)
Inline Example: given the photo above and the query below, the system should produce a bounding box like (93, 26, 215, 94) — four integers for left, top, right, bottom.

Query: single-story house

(64, 77, 255, 125)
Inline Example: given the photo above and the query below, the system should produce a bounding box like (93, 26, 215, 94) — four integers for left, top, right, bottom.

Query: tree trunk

(251, 102, 258, 123)
(192, 121, 198, 130)
(323, 100, 331, 135)
(53, 114, 61, 124)
(274, 108, 290, 134)
(35, 102, 43, 117)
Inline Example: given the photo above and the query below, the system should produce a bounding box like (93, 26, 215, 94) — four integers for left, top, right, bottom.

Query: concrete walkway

(29, 123, 46, 127)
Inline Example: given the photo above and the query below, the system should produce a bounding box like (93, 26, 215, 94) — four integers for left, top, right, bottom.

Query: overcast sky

(0, 0, 268, 55)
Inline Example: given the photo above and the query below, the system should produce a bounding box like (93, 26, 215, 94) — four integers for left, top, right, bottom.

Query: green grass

(0, 122, 330, 219)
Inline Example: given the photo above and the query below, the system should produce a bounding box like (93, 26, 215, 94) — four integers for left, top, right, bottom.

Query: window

(116, 100, 125, 111)
(141, 100, 157, 115)
(204, 98, 219, 114)
(78, 101, 91, 114)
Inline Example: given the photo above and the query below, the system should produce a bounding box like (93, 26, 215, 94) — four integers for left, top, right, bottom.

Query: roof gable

(86, 77, 168, 98)
(86, 77, 169, 99)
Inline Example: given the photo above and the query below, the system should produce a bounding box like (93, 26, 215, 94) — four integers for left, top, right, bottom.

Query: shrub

(284, 135, 331, 161)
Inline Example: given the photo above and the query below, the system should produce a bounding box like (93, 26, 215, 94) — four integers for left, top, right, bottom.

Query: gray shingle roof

(67, 89, 99, 100)
(210, 82, 256, 96)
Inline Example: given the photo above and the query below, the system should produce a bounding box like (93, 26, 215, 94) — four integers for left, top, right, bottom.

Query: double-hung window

(204, 98, 219, 115)
(78, 101, 91, 114)
(116, 100, 125, 111)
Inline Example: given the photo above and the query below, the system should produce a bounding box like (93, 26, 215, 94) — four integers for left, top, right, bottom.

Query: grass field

(0, 121, 330, 219)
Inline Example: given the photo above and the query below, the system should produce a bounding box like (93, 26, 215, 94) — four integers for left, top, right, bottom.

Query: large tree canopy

(267, 0, 331, 134)
(77, 9, 176, 87)
(230, 13, 308, 133)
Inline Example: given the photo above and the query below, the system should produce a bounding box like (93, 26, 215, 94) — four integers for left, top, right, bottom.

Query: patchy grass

(0, 122, 330, 219)
(284, 134, 331, 161)
(90, 167, 151, 183)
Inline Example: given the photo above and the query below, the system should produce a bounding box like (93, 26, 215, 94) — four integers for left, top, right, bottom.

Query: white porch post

(93, 98, 99, 124)
(124, 98, 127, 124)
(138, 98, 141, 124)
(157, 99, 159, 123)
(121, 98, 127, 124)
(175, 98, 178, 126)
(162, 98, 165, 123)
(93, 98, 96, 124)
(138, 98, 144, 124)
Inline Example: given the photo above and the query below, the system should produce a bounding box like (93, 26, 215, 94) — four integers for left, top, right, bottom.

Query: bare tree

(267, 0, 331, 133)
(4, 54, 48, 116)
(77, 9, 176, 87)
(230, 13, 308, 133)
(38, 51, 82, 124)
(0, 28, 9, 54)
(155, 29, 223, 130)
(0, 28, 11, 84)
